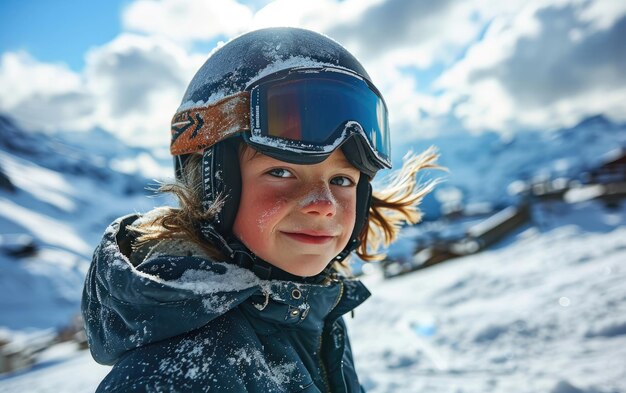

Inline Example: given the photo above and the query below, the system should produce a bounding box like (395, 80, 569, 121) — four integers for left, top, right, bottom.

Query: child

(82, 27, 438, 392)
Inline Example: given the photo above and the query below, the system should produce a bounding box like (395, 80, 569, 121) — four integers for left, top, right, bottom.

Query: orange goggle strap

(170, 92, 250, 156)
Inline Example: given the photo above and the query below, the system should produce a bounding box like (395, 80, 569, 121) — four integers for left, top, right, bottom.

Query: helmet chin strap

(332, 176, 371, 263)
(197, 200, 366, 282)
(200, 138, 241, 234)
(198, 222, 331, 283)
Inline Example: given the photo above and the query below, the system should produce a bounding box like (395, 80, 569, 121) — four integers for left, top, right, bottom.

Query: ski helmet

(170, 27, 391, 262)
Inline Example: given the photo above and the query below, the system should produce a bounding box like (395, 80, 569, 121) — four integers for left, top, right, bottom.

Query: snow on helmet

(170, 27, 392, 262)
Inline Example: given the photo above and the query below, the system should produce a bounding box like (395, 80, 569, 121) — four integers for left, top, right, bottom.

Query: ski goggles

(171, 67, 391, 171)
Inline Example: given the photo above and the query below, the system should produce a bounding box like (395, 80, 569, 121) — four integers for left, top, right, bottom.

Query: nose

(300, 184, 336, 217)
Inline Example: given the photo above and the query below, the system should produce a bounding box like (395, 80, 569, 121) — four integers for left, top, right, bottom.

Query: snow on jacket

(82, 214, 371, 392)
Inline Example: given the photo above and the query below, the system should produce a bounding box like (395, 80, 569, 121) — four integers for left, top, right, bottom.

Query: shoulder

(97, 311, 247, 392)
(96, 310, 306, 393)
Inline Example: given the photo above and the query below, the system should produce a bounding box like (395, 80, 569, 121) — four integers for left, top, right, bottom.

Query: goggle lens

(250, 70, 391, 168)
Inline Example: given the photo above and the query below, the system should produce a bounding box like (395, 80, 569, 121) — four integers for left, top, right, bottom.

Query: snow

(97, 228, 266, 301)
(0, 247, 86, 330)
(109, 152, 165, 179)
(0, 151, 76, 212)
(1, 114, 625, 391)
(176, 266, 256, 292)
(0, 343, 111, 393)
(564, 185, 606, 203)
(227, 346, 297, 386)
(297, 188, 337, 209)
(0, 118, 166, 331)
(408, 115, 626, 217)
(0, 198, 90, 255)
(0, 200, 623, 392)
(177, 56, 341, 112)
(346, 200, 626, 393)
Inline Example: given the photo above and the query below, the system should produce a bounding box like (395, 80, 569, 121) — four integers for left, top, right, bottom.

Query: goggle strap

(170, 92, 250, 155)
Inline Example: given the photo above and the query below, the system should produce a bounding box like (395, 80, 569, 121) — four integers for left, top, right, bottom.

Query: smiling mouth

(282, 231, 335, 245)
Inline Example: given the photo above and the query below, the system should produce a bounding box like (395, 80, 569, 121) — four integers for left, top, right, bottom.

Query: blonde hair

(132, 146, 441, 264)
(130, 155, 226, 260)
(357, 147, 440, 261)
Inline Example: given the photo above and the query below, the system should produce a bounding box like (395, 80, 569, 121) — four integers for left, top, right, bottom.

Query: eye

(330, 176, 355, 187)
(268, 168, 294, 178)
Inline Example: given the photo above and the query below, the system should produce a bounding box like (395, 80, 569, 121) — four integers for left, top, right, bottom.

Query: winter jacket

(82, 214, 371, 392)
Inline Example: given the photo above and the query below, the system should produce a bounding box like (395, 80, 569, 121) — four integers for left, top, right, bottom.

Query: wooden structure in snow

(530, 149, 626, 206)
(449, 204, 530, 255)
(586, 149, 626, 184)
(382, 204, 531, 278)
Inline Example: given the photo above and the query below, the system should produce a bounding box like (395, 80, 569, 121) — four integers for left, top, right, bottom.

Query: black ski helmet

(170, 27, 391, 262)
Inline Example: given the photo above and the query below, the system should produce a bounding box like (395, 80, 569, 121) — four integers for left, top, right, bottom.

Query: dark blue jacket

(82, 214, 370, 392)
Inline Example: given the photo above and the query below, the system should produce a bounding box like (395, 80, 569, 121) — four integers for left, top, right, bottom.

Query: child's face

(233, 147, 360, 277)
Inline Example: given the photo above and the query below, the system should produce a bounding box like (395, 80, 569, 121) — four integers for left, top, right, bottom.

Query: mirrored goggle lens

(249, 71, 390, 167)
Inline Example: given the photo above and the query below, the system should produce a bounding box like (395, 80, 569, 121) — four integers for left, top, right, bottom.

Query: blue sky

(0, 0, 624, 151)
(0, 0, 126, 71)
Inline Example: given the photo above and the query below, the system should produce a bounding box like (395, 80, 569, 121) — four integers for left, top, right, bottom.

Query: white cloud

(0, 35, 205, 147)
(2, 0, 625, 148)
(252, 0, 533, 142)
(122, 0, 254, 43)
(328, 0, 536, 68)
(249, 0, 379, 32)
(0, 51, 95, 131)
(311, 0, 626, 139)
(244, 0, 496, 68)
(241, 0, 501, 142)
(0, 52, 82, 108)
(578, 0, 626, 29)
(84, 34, 204, 145)
(435, 0, 626, 132)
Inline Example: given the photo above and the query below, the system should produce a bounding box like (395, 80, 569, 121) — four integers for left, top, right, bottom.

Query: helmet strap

(201, 138, 241, 234)
(198, 221, 328, 283)
(334, 176, 371, 262)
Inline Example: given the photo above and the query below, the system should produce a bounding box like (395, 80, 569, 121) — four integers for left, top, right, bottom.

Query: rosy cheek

(257, 198, 286, 231)
(334, 189, 356, 210)
(336, 195, 351, 210)
(254, 184, 291, 225)
(338, 195, 357, 231)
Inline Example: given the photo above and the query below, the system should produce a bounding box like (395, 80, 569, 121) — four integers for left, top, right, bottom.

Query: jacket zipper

(318, 280, 344, 393)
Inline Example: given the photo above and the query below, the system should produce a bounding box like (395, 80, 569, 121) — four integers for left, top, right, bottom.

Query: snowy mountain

(1, 199, 624, 393)
(0, 115, 170, 332)
(0, 113, 625, 392)
(1, 113, 624, 332)
(407, 115, 626, 218)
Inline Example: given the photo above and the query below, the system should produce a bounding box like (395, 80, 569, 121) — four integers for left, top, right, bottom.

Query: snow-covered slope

(408, 115, 626, 217)
(0, 115, 170, 331)
(0, 112, 624, 391)
(0, 200, 623, 393)
(348, 200, 626, 393)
